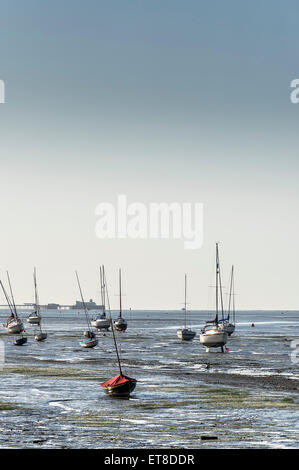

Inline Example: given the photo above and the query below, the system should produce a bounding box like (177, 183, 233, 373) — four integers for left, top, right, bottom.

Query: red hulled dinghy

(100, 267, 137, 398)
(100, 373, 137, 397)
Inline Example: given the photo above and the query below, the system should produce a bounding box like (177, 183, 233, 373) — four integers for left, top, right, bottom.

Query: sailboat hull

(27, 316, 41, 325)
(200, 330, 228, 348)
(91, 318, 110, 329)
(80, 338, 98, 348)
(101, 375, 137, 397)
(177, 329, 196, 341)
(5, 320, 24, 334)
(35, 332, 47, 341)
(114, 318, 127, 331)
(14, 337, 27, 346)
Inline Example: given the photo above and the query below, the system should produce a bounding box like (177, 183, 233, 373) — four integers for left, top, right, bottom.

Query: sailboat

(200, 243, 228, 352)
(76, 271, 98, 348)
(32, 268, 47, 341)
(177, 274, 196, 341)
(27, 311, 41, 325)
(219, 265, 236, 336)
(1, 273, 26, 345)
(27, 273, 41, 327)
(91, 265, 110, 330)
(113, 269, 127, 332)
(100, 269, 136, 397)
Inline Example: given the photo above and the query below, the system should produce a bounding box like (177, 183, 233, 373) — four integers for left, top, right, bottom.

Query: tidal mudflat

(0, 310, 298, 448)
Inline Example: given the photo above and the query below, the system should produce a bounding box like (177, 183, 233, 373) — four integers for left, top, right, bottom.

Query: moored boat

(200, 243, 228, 352)
(222, 265, 236, 336)
(113, 269, 127, 332)
(177, 274, 196, 341)
(100, 268, 137, 397)
(27, 311, 41, 325)
(80, 337, 98, 348)
(200, 324, 228, 352)
(1, 273, 24, 335)
(35, 332, 47, 342)
(14, 337, 27, 346)
(177, 328, 196, 341)
(4, 317, 24, 334)
(114, 316, 127, 331)
(91, 266, 110, 330)
(101, 373, 137, 397)
(91, 313, 110, 330)
(32, 268, 47, 342)
(76, 271, 98, 349)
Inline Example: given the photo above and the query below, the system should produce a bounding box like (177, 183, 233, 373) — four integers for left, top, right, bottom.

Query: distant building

(47, 303, 60, 309)
(72, 299, 103, 310)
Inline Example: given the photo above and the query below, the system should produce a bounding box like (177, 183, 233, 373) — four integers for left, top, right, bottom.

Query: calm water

(0, 309, 298, 449)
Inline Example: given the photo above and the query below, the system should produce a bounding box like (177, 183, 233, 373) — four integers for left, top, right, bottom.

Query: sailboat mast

(227, 265, 234, 321)
(103, 268, 123, 376)
(34, 267, 41, 316)
(75, 271, 92, 331)
(184, 274, 187, 328)
(216, 244, 225, 320)
(119, 268, 122, 318)
(215, 244, 219, 323)
(232, 266, 235, 325)
(102, 265, 106, 313)
(99, 266, 104, 309)
(111, 319, 123, 376)
(34, 267, 43, 332)
(6, 272, 18, 318)
(0, 280, 15, 316)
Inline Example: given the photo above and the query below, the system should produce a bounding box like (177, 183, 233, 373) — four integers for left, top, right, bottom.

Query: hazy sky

(0, 1, 298, 310)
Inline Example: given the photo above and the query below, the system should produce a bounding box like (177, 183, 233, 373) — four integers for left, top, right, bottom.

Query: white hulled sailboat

(200, 243, 228, 352)
(33, 268, 47, 341)
(1, 273, 26, 345)
(113, 269, 127, 332)
(91, 265, 110, 330)
(219, 265, 236, 336)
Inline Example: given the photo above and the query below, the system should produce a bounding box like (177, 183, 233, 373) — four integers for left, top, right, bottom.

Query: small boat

(91, 266, 110, 330)
(100, 268, 136, 397)
(80, 337, 98, 348)
(32, 268, 47, 342)
(27, 311, 41, 325)
(200, 324, 228, 352)
(113, 269, 127, 332)
(177, 274, 196, 341)
(35, 332, 47, 342)
(4, 317, 24, 334)
(91, 312, 110, 330)
(218, 265, 236, 336)
(114, 316, 127, 331)
(14, 337, 27, 346)
(200, 243, 228, 352)
(100, 373, 137, 397)
(1, 273, 24, 335)
(76, 271, 98, 349)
